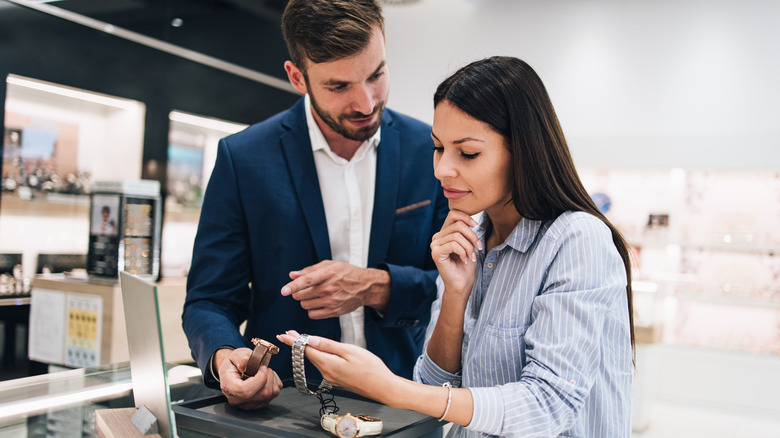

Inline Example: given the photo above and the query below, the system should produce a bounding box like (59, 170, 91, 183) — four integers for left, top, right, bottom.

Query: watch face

(336, 416, 359, 438)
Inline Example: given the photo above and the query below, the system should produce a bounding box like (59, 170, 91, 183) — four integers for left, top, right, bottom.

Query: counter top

(0, 362, 204, 428)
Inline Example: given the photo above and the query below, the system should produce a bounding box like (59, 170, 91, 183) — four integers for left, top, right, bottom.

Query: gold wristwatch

(321, 413, 383, 438)
(242, 338, 279, 379)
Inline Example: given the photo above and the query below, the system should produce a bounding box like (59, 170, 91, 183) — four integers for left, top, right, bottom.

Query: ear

(284, 61, 308, 95)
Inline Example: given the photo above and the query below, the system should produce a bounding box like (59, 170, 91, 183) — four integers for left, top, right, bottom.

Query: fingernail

(281, 286, 291, 296)
(477, 241, 483, 250)
(471, 252, 477, 262)
(307, 336, 320, 347)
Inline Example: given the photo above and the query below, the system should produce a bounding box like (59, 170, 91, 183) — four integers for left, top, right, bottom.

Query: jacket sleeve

(181, 138, 253, 384)
(376, 188, 449, 329)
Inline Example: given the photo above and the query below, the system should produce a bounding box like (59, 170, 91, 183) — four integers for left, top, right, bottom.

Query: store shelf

(629, 238, 779, 255)
(671, 292, 780, 309)
(0, 193, 90, 216)
(581, 167, 780, 358)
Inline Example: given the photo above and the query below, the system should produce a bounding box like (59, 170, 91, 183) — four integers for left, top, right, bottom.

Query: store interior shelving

(580, 167, 779, 357)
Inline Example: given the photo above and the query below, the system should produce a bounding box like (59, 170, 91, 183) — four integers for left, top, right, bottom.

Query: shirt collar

(474, 212, 543, 254)
(305, 94, 381, 155)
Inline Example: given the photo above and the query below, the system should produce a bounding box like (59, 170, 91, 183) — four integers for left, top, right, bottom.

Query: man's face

(302, 27, 389, 142)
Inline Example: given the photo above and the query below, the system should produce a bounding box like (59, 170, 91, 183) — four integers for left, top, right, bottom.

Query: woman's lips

(442, 187, 470, 200)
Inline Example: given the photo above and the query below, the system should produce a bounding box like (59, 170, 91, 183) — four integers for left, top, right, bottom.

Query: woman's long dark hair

(434, 56, 635, 350)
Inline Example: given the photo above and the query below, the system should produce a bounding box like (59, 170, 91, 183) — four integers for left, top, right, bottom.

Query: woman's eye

(432, 146, 444, 153)
(461, 152, 480, 160)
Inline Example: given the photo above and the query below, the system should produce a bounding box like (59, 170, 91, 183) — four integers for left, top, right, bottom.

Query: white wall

(382, 0, 780, 168)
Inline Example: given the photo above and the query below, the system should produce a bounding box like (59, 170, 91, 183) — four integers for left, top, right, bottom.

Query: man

(182, 0, 448, 409)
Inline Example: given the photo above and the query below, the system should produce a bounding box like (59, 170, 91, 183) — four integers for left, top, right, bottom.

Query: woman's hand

(276, 330, 402, 404)
(430, 210, 480, 297)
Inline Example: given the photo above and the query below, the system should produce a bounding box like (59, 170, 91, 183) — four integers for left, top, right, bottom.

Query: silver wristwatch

(292, 334, 332, 395)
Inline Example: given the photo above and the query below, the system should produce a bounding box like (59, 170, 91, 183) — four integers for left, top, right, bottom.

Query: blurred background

(0, 0, 778, 437)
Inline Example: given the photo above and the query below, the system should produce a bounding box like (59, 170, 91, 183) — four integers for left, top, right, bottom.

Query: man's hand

(280, 260, 391, 319)
(213, 348, 283, 410)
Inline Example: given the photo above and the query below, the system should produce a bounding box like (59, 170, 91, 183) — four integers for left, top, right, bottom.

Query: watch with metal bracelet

(321, 413, 383, 438)
(292, 334, 332, 395)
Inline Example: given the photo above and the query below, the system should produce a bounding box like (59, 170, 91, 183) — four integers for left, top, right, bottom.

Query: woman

(279, 56, 634, 437)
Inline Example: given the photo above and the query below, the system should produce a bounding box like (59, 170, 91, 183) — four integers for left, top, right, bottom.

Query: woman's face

(432, 100, 514, 217)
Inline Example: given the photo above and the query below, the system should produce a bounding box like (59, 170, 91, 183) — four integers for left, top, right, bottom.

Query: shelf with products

(581, 167, 780, 356)
(0, 192, 90, 215)
(628, 238, 779, 255)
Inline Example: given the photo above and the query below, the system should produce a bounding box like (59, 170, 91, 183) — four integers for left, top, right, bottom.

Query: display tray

(172, 383, 441, 437)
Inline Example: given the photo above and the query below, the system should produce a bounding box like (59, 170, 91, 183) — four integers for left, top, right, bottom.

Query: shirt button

(352, 210, 359, 217)
(570, 379, 576, 385)
(487, 263, 493, 269)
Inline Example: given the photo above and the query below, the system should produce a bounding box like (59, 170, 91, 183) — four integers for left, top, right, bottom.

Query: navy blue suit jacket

(183, 98, 448, 386)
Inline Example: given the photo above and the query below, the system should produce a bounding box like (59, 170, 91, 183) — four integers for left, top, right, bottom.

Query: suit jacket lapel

(279, 100, 332, 261)
(368, 117, 400, 268)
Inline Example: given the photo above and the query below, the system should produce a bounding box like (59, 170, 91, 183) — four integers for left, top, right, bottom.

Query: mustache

(343, 103, 383, 120)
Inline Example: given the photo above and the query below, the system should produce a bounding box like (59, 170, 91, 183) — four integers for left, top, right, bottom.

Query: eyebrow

(321, 60, 386, 87)
(430, 130, 485, 144)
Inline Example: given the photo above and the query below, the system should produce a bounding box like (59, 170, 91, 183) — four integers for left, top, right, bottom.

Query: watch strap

(242, 338, 279, 379)
(321, 413, 383, 437)
(355, 415, 383, 436)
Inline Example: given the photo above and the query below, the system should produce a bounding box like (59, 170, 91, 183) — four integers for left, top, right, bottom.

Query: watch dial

(336, 416, 359, 438)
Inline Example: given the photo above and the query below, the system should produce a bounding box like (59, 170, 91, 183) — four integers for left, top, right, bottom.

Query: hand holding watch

(291, 333, 383, 437)
(242, 338, 279, 379)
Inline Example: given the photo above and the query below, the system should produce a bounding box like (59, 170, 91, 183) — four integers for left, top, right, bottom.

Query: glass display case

(579, 167, 780, 356)
(161, 111, 247, 278)
(0, 363, 210, 438)
(1, 74, 146, 280)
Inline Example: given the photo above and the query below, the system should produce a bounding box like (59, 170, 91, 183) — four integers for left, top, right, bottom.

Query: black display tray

(173, 383, 441, 437)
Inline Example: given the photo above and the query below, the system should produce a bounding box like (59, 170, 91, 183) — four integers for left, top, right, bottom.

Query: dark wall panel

(0, 0, 298, 188)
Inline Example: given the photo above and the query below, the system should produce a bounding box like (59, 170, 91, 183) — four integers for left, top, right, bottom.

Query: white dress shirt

(304, 94, 380, 349)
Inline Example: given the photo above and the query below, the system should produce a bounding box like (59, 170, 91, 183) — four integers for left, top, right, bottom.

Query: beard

(309, 92, 385, 142)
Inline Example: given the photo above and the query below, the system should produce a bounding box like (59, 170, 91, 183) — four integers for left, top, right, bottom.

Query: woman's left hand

(276, 330, 402, 403)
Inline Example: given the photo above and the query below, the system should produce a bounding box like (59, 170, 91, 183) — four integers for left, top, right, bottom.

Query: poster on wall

(64, 292, 103, 368)
(166, 141, 204, 210)
(2, 112, 87, 198)
(90, 194, 120, 236)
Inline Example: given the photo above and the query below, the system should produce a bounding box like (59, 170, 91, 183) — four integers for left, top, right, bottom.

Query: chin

(447, 200, 481, 217)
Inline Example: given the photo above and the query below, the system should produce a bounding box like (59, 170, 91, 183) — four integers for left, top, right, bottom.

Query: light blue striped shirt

(414, 211, 633, 437)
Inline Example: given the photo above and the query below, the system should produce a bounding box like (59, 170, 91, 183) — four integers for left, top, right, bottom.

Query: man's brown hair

(281, 0, 384, 73)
